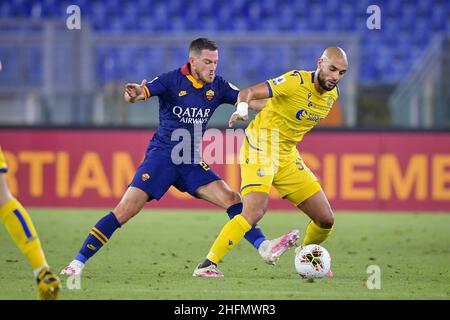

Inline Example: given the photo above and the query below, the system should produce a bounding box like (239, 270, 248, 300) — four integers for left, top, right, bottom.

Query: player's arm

(228, 82, 270, 127)
(124, 79, 148, 103)
(248, 99, 269, 113)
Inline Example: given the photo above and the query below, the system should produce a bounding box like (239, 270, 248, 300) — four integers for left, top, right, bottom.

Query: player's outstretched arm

(228, 82, 270, 127)
(249, 99, 268, 112)
(124, 79, 147, 103)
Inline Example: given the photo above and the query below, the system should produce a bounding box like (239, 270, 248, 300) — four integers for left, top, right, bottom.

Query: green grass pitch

(0, 209, 449, 300)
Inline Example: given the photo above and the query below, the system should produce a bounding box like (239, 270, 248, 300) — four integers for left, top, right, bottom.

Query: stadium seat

(0, 48, 19, 84)
(0, 3, 13, 18)
(26, 47, 42, 85)
(0, 0, 447, 85)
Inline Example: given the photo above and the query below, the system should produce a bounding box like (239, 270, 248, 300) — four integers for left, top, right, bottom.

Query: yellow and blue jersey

(246, 70, 339, 165)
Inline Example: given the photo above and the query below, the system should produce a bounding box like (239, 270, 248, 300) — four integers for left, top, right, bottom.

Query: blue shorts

(130, 147, 221, 200)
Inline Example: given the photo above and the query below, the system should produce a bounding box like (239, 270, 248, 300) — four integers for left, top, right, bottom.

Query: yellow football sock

(207, 214, 252, 264)
(0, 198, 48, 271)
(302, 220, 333, 246)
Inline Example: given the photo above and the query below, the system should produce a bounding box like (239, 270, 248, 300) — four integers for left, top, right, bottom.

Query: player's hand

(124, 79, 147, 103)
(228, 112, 248, 127)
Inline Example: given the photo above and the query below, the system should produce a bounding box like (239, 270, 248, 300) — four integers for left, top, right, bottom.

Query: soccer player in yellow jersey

(0, 146, 61, 299)
(193, 47, 348, 277)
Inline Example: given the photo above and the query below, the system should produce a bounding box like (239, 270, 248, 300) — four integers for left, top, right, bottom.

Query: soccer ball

(294, 244, 331, 279)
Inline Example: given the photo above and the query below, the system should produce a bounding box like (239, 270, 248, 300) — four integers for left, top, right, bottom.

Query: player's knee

(0, 175, 14, 207)
(224, 191, 242, 208)
(242, 203, 266, 225)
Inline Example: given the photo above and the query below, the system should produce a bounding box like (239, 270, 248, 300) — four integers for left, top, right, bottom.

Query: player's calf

(112, 187, 148, 225)
(61, 211, 121, 276)
(314, 213, 334, 230)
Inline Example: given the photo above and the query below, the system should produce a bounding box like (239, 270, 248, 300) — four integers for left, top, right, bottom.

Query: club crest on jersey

(327, 97, 333, 106)
(206, 89, 215, 101)
(178, 90, 187, 97)
(141, 173, 150, 181)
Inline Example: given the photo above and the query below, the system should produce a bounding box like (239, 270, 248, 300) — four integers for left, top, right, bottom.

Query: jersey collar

(181, 63, 204, 89)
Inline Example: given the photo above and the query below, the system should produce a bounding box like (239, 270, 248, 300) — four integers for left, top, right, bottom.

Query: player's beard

(201, 71, 215, 84)
(317, 70, 336, 91)
(192, 67, 214, 84)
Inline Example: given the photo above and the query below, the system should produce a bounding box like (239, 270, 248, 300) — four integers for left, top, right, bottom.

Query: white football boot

(60, 260, 85, 276)
(193, 263, 224, 278)
(259, 229, 300, 265)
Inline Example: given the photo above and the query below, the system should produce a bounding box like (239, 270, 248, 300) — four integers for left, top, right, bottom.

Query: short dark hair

(189, 38, 218, 55)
